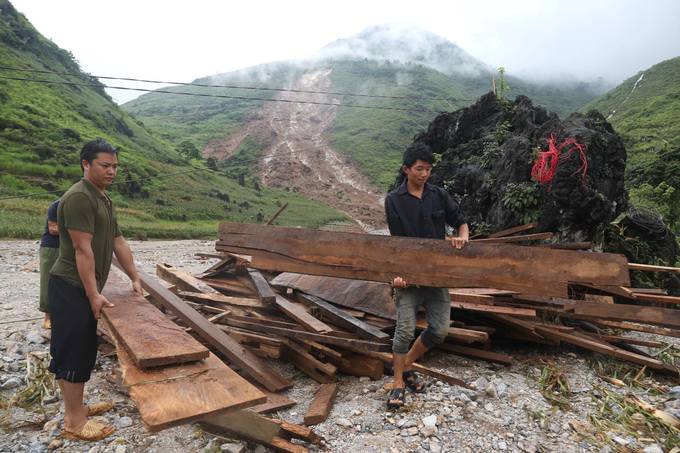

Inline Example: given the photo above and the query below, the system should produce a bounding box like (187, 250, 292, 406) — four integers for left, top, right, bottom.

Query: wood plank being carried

(219, 222, 629, 298)
(102, 269, 209, 368)
(124, 262, 292, 392)
(156, 263, 221, 294)
(304, 383, 338, 425)
(294, 292, 390, 342)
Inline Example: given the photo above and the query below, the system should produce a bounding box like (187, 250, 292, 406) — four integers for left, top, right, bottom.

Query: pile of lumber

(211, 221, 680, 376)
(100, 220, 680, 449)
(102, 266, 324, 452)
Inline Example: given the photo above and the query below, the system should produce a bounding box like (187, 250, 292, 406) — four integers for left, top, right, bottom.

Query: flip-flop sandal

(86, 401, 114, 416)
(63, 419, 116, 441)
(403, 370, 426, 393)
(387, 387, 406, 409)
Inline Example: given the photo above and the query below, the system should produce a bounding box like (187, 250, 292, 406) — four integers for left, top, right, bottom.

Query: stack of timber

(103, 265, 323, 452)
(211, 222, 680, 377)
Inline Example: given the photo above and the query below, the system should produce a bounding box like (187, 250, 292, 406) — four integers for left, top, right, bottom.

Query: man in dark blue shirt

(384, 143, 469, 409)
(39, 199, 60, 329)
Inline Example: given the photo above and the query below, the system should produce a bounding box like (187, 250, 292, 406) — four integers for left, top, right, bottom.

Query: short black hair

(80, 138, 118, 171)
(402, 142, 434, 167)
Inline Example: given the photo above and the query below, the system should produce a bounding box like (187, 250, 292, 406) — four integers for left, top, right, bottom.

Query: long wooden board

(118, 348, 266, 431)
(220, 319, 390, 353)
(102, 269, 209, 368)
(271, 273, 395, 319)
(568, 300, 680, 328)
(156, 263, 221, 294)
(294, 292, 390, 341)
(121, 261, 292, 392)
(218, 222, 629, 297)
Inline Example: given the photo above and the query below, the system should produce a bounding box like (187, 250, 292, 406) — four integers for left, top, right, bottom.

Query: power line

(0, 65, 475, 103)
(0, 74, 447, 113)
(0, 165, 215, 201)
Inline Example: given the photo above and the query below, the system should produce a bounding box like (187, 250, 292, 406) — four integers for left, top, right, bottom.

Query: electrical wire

(0, 65, 475, 103)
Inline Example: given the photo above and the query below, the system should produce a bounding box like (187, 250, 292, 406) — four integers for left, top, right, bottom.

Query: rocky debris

(412, 91, 678, 293)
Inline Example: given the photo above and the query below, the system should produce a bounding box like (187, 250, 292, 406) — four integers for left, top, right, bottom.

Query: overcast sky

(9, 0, 680, 104)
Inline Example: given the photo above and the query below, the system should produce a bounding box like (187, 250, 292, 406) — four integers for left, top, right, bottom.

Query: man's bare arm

(69, 229, 113, 319)
(113, 236, 142, 295)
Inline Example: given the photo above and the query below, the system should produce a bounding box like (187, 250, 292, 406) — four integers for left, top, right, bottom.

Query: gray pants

(39, 246, 59, 313)
(392, 286, 451, 354)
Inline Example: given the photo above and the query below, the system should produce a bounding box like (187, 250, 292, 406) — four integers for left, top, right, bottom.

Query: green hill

(0, 0, 349, 238)
(583, 57, 680, 231)
(124, 28, 604, 190)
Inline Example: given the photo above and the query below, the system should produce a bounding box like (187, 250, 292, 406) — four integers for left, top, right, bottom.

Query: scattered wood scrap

(304, 383, 338, 425)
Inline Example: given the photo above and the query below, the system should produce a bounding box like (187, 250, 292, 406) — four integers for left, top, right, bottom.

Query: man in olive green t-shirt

(48, 138, 141, 441)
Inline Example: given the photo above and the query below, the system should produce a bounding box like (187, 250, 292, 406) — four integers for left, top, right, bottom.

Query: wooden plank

(201, 278, 257, 297)
(218, 222, 629, 298)
(487, 222, 538, 238)
(177, 290, 265, 308)
(156, 263, 221, 294)
(246, 269, 277, 303)
(101, 316, 266, 432)
(272, 294, 334, 334)
(123, 262, 292, 392)
(328, 352, 384, 380)
(571, 301, 680, 328)
(248, 390, 297, 414)
(294, 292, 390, 342)
(102, 269, 209, 368)
(219, 319, 390, 353)
(117, 347, 266, 431)
(201, 410, 309, 453)
(628, 262, 680, 274)
(591, 334, 664, 348)
(534, 326, 678, 373)
(590, 320, 680, 339)
(304, 383, 338, 425)
(283, 341, 337, 383)
(437, 343, 513, 365)
(450, 288, 518, 296)
(629, 292, 680, 305)
(472, 232, 553, 243)
(451, 301, 536, 317)
(271, 274, 395, 319)
(361, 351, 472, 389)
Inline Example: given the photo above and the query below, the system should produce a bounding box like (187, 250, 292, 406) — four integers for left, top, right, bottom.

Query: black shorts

(48, 275, 98, 383)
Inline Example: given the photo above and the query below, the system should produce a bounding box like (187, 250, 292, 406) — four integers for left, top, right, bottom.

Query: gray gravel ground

(1, 239, 678, 453)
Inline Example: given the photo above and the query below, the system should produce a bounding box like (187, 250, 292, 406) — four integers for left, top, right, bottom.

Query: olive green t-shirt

(50, 178, 122, 292)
